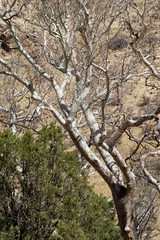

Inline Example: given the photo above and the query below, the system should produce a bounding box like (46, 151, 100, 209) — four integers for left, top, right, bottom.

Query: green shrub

(0, 124, 122, 239)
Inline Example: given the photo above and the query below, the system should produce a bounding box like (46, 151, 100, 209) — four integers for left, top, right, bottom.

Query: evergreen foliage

(0, 124, 122, 239)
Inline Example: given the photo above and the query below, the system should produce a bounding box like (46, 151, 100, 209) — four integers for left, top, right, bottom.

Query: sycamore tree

(0, 1, 160, 239)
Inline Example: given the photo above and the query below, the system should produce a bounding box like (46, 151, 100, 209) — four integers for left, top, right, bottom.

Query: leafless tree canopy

(0, 1, 160, 239)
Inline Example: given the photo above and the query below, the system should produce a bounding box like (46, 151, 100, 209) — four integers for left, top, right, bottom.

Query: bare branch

(141, 151, 160, 193)
(0, 0, 17, 18)
(108, 109, 160, 147)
